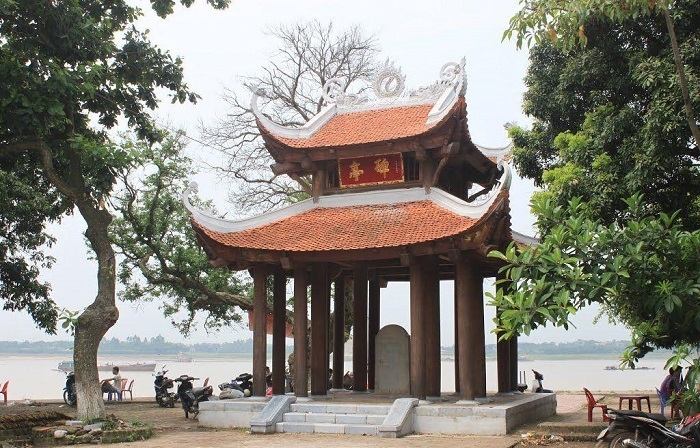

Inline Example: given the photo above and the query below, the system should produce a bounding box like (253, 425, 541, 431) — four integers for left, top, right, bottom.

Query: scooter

(63, 371, 76, 406)
(154, 367, 177, 408)
(218, 372, 253, 399)
(594, 407, 694, 447)
(531, 369, 553, 393)
(173, 374, 213, 418)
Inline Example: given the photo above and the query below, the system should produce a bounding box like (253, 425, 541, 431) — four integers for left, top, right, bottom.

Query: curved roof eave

(183, 163, 512, 236)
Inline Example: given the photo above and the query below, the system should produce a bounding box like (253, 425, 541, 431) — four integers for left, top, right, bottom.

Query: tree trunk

(35, 142, 120, 421)
(73, 205, 119, 421)
(663, 8, 700, 147)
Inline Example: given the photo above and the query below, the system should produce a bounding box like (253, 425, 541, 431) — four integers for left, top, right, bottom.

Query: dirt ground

(0, 398, 599, 448)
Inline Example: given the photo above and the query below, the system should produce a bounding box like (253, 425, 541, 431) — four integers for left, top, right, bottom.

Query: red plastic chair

(121, 379, 134, 401)
(1, 381, 8, 404)
(583, 387, 609, 422)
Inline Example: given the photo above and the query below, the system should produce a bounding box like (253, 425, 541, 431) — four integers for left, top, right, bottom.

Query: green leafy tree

(507, 4, 700, 228)
(111, 133, 254, 335)
(0, 0, 228, 420)
(505, 0, 700, 145)
(492, 0, 700, 414)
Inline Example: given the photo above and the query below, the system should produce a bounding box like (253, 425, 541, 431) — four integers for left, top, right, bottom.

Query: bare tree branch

(199, 20, 379, 214)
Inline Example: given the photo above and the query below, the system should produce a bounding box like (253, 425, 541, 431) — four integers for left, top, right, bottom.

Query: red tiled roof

(266, 103, 444, 149)
(194, 200, 480, 252)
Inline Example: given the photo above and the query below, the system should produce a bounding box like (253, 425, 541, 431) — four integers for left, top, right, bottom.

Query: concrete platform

(198, 391, 557, 436)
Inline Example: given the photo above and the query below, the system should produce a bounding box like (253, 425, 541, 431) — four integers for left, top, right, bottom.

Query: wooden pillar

(496, 323, 511, 393)
(510, 336, 519, 391)
(367, 277, 381, 390)
(497, 272, 519, 392)
(455, 252, 486, 400)
(310, 263, 329, 396)
(409, 258, 426, 399)
(272, 271, 286, 395)
(293, 266, 308, 397)
(252, 266, 268, 397)
(352, 267, 368, 392)
(332, 276, 346, 389)
(423, 256, 441, 398)
(324, 274, 332, 390)
(453, 285, 460, 394)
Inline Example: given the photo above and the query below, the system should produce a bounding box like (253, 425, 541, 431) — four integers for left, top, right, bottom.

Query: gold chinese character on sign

(374, 157, 390, 178)
(348, 161, 364, 181)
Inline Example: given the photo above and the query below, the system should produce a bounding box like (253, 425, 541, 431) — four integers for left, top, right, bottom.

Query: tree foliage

(492, 1, 700, 411)
(490, 195, 700, 350)
(201, 20, 379, 213)
(509, 6, 700, 228)
(505, 0, 699, 158)
(0, 0, 228, 420)
(111, 133, 253, 335)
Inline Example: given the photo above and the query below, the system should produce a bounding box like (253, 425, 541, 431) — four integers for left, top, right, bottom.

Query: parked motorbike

(173, 374, 213, 418)
(594, 407, 700, 447)
(218, 372, 253, 399)
(154, 367, 177, 408)
(531, 369, 553, 393)
(63, 371, 76, 406)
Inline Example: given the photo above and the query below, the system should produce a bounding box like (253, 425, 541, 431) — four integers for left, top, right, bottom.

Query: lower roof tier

(186, 183, 514, 269)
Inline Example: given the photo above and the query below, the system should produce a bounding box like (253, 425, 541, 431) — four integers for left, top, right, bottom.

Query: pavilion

(184, 59, 528, 404)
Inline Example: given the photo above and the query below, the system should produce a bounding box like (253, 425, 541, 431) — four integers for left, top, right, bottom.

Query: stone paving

(0, 390, 662, 448)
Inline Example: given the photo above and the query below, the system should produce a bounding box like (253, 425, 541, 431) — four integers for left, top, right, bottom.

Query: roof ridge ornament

(321, 58, 465, 108)
(372, 59, 406, 98)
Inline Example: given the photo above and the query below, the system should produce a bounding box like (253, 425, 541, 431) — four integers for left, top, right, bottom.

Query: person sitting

(659, 366, 683, 416)
(101, 366, 122, 401)
(265, 365, 272, 396)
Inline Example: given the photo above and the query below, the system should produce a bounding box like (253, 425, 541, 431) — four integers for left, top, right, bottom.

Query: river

(0, 355, 667, 401)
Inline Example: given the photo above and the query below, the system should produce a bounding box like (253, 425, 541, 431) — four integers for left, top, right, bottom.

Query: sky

(0, 0, 632, 346)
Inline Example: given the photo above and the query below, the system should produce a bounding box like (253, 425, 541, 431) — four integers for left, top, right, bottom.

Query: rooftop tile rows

(197, 200, 479, 252)
(272, 104, 438, 148)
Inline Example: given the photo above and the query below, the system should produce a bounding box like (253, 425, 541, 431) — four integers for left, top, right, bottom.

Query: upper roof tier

(251, 59, 511, 163)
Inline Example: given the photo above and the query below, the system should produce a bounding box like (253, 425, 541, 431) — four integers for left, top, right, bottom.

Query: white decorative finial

(322, 78, 347, 104)
(439, 61, 462, 83)
(372, 59, 406, 98)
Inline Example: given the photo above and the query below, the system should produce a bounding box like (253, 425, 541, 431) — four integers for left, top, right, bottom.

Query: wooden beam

(288, 173, 312, 196)
(431, 142, 460, 187)
(270, 161, 303, 176)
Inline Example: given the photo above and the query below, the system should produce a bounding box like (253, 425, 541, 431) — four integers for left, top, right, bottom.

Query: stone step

(289, 403, 391, 415)
(283, 411, 386, 425)
(275, 421, 379, 436)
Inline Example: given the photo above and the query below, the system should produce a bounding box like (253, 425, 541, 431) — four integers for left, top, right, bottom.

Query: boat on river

(57, 361, 156, 372)
(604, 365, 655, 371)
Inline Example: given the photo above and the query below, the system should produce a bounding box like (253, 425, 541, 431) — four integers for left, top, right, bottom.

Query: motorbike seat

(612, 408, 668, 423)
(191, 386, 213, 396)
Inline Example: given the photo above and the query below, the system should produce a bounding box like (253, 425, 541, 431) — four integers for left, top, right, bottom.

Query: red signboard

(338, 153, 404, 188)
